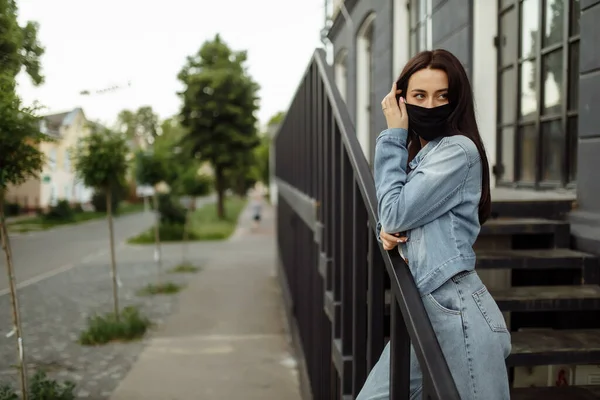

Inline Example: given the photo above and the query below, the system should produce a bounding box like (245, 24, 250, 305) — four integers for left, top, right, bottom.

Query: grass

(137, 281, 184, 296)
(127, 196, 246, 244)
(169, 262, 200, 273)
(79, 306, 151, 346)
(8, 202, 145, 233)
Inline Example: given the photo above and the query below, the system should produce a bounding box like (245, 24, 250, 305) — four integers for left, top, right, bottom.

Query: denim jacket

(375, 128, 482, 295)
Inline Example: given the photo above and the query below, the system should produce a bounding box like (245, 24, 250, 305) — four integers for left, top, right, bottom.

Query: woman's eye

(415, 94, 424, 99)
(439, 93, 448, 99)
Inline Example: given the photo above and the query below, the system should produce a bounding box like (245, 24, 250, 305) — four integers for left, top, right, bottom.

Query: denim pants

(356, 270, 512, 400)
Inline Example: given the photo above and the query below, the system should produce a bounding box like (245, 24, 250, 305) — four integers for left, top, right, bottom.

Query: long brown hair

(396, 49, 491, 224)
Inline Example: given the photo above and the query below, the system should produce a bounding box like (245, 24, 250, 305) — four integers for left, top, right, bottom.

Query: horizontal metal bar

(276, 177, 318, 232)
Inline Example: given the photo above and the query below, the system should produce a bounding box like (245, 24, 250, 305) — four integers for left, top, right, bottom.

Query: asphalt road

(0, 195, 217, 294)
(0, 211, 155, 293)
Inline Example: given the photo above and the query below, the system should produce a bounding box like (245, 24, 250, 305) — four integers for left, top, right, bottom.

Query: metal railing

(274, 48, 460, 399)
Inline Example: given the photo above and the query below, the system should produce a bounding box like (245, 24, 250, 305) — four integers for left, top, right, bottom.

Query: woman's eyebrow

(410, 88, 448, 93)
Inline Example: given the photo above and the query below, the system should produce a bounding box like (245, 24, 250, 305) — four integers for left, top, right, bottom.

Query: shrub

(91, 190, 119, 213)
(169, 263, 200, 273)
(157, 195, 186, 225)
(29, 370, 76, 399)
(90, 182, 127, 213)
(0, 371, 75, 400)
(79, 306, 151, 346)
(0, 385, 17, 400)
(158, 223, 187, 241)
(137, 282, 183, 296)
(43, 200, 75, 221)
(71, 203, 84, 213)
(3, 202, 21, 217)
(128, 223, 201, 244)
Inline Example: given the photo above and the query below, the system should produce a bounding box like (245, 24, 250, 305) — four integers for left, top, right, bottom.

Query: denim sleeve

(374, 128, 471, 234)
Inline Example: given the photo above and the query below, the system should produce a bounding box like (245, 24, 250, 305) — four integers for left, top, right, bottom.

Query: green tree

(178, 34, 260, 219)
(254, 135, 270, 185)
(154, 118, 192, 187)
(0, 0, 44, 83)
(253, 111, 284, 187)
(0, 85, 45, 400)
(0, 2, 45, 397)
(118, 106, 160, 147)
(73, 127, 129, 321)
(267, 111, 285, 127)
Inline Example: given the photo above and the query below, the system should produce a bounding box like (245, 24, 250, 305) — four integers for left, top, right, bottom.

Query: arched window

(356, 13, 376, 162)
(334, 48, 348, 102)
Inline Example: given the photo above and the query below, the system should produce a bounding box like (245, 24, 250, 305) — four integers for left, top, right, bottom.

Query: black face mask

(405, 103, 454, 142)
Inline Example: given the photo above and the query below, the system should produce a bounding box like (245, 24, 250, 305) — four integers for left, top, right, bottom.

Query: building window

(49, 148, 57, 171)
(496, 0, 580, 187)
(356, 14, 376, 163)
(409, 0, 432, 55)
(64, 150, 70, 172)
(334, 49, 348, 102)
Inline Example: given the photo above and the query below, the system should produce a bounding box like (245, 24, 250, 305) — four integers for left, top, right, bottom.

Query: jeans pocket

(472, 286, 509, 333)
(426, 281, 462, 316)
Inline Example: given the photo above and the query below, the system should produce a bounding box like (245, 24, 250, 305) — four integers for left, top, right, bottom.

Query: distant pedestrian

(250, 183, 265, 228)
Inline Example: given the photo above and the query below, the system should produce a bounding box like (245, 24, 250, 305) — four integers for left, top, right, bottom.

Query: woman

(250, 182, 264, 228)
(356, 50, 512, 400)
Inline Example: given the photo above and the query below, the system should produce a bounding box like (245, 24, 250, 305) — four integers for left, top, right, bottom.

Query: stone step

(476, 248, 598, 270)
(511, 385, 600, 400)
(480, 218, 569, 236)
(492, 285, 600, 312)
(382, 285, 600, 315)
(491, 197, 574, 220)
(509, 329, 600, 367)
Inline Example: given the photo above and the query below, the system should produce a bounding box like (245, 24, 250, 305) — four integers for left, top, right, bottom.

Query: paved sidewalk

(110, 201, 302, 400)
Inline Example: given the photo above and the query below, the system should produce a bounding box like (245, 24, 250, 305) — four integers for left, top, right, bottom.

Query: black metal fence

(274, 49, 461, 400)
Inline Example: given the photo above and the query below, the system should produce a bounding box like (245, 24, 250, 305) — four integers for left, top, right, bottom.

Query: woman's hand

(380, 230, 408, 251)
(381, 83, 408, 130)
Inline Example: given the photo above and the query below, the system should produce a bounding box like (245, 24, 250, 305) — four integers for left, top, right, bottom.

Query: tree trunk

(106, 189, 119, 321)
(0, 192, 28, 399)
(181, 197, 193, 264)
(152, 192, 162, 283)
(215, 169, 226, 220)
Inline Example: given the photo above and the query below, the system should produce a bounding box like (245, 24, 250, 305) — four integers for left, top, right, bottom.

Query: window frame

(409, 0, 433, 55)
(495, 0, 580, 189)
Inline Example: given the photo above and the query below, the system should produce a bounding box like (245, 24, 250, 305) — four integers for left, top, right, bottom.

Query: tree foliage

(135, 150, 167, 187)
(117, 106, 160, 147)
(73, 127, 129, 191)
(178, 169, 212, 197)
(0, 0, 46, 190)
(267, 111, 285, 127)
(178, 34, 260, 218)
(254, 134, 270, 185)
(0, 0, 45, 84)
(0, 83, 45, 190)
(0, 3, 45, 396)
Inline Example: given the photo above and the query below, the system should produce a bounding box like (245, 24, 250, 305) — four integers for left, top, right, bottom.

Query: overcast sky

(16, 0, 325, 128)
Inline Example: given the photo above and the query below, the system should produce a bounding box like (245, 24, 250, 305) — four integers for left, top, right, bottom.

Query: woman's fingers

(381, 231, 407, 243)
(380, 231, 408, 251)
(399, 95, 407, 117)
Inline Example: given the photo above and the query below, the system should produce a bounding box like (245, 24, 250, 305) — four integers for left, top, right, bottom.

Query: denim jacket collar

(408, 136, 444, 170)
